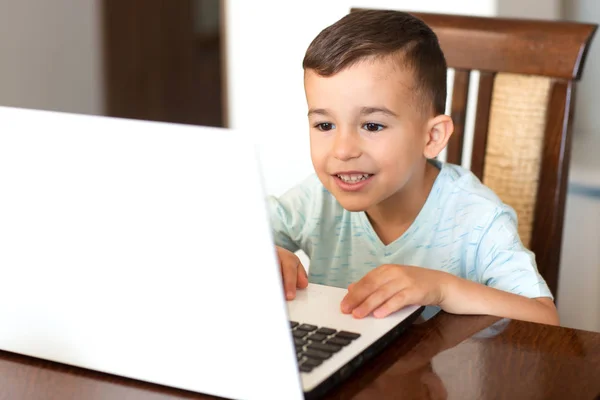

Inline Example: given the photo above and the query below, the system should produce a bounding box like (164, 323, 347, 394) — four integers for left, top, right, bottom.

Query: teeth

(337, 174, 370, 183)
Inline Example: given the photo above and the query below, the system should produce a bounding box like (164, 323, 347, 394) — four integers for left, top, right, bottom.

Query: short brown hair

(303, 10, 447, 116)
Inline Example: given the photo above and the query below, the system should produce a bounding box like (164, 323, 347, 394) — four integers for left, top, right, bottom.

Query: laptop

(0, 106, 423, 400)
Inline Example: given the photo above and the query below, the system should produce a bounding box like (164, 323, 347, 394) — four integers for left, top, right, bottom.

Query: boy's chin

(334, 196, 373, 213)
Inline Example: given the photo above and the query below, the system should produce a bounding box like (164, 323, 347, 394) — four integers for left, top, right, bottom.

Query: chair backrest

(351, 9, 597, 298)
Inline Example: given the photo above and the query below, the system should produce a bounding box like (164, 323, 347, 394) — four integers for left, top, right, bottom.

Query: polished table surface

(1, 312, 599, 400)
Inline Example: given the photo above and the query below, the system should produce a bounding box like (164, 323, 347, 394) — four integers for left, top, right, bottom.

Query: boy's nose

(332, 131, 362, 161)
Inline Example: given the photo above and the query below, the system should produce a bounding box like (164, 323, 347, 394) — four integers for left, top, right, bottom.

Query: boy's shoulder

(435, 161, 515, 223)
(440, 162, 501, 199)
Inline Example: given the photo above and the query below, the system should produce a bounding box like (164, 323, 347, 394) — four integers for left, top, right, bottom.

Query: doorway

(102, 0, 225, 127)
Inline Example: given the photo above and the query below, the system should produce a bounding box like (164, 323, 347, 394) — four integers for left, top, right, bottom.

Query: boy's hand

(276, 246, 309, 300)
(341, 264, 453, 318)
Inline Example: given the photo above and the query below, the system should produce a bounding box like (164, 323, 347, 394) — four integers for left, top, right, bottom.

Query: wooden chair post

(351, 9, 597, 298)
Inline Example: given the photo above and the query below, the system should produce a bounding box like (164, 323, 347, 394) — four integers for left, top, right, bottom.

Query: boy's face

(305, 58, 435, 212)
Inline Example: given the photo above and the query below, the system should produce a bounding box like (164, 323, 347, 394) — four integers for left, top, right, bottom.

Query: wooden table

(1, 312, 599, 399)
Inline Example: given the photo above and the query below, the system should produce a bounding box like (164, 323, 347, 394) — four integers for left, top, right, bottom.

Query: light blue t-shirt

(267, 161, 552, 300)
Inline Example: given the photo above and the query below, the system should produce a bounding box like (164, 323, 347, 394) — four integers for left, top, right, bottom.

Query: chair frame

(352, 9, 597, 297)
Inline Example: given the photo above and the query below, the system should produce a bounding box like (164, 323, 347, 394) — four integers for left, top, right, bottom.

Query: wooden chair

(352, 9, 597, 298)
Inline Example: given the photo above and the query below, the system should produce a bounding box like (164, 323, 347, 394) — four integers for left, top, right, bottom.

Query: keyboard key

(336, 331, 361, 340)
(308, 342, 342, 353)
(299, 364, 313, 373)
(293, 330, 309, 338)
(297, 324, 318, 332)
(326, 337, 351, 346)
(304, 349, 332, 360)
(290, 321, 355, 374)
(307, 333, 327, 342)
(316, 327, 337, 335)
(302, 358, 322, 368)
(294, 338, 307, 346)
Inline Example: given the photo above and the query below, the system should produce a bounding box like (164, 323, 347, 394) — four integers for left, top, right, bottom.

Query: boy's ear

(423, 114, 454, 159)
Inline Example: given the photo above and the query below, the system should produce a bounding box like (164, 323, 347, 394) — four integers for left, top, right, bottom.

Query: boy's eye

(363, 123, 384, 132)
(315, 122, 335, 131)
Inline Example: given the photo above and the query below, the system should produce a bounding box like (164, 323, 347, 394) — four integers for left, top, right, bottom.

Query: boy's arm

(341, 265, 558, 325)
(266, 175, 323, 253)
(449, 207, 558, 325)
(266, 192, 304, 253)
(441, 208, 559, 325)
(440, 275, 558, 325)
(341, 208, 559, 325)
(268, 196, 300, 253)
(267, 176, 322, 298)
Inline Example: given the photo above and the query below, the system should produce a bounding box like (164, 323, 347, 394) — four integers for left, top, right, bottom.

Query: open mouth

(335, 173, 373, 183)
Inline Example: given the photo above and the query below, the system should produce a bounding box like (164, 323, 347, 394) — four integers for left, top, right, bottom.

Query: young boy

(268, 10, 559, 325)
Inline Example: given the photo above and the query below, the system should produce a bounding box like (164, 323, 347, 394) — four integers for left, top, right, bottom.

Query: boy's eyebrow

(307, 108, 330, 117)
(360, 106, 398, 117)
(307, 107, 398, 117)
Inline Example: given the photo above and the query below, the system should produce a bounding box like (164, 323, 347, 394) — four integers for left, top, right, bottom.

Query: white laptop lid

(0, 107, 303, 400)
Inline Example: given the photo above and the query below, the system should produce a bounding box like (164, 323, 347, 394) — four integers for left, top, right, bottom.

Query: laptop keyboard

(290, 321, 361, 373)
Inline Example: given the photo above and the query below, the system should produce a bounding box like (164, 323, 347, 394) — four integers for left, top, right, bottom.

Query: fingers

(350, 280, 404, 319)
(281, 262, 297, 300)
(296, 261, 309, 289)
(281, 260, 299, 300)
(372, 288, 418, 318)
(276, 246, 306, 300)
(341, 279, 381, 314)
(340, 266, 395, 314)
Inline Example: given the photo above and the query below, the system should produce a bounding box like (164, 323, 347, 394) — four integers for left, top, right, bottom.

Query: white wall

(564, 0, 600, 175)
(224, 0, 500, 275)
(557, 0, 600, 332)
(497, 0, 562, 20)
(0, 0, 103, 116)
(224, 0, 498, 197)
(225, 0, 600, 331)
(225, 0, 560, 196)
(2, 0, 593, 330)
(559, 192, 600, 331)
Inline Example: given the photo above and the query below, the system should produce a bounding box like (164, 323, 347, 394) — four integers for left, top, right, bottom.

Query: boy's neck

(366, 161, 439, 246)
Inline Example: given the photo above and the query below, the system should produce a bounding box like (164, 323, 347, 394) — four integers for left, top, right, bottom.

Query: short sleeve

(266, 175, 320, 254)
(475, 207, 553, 299)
